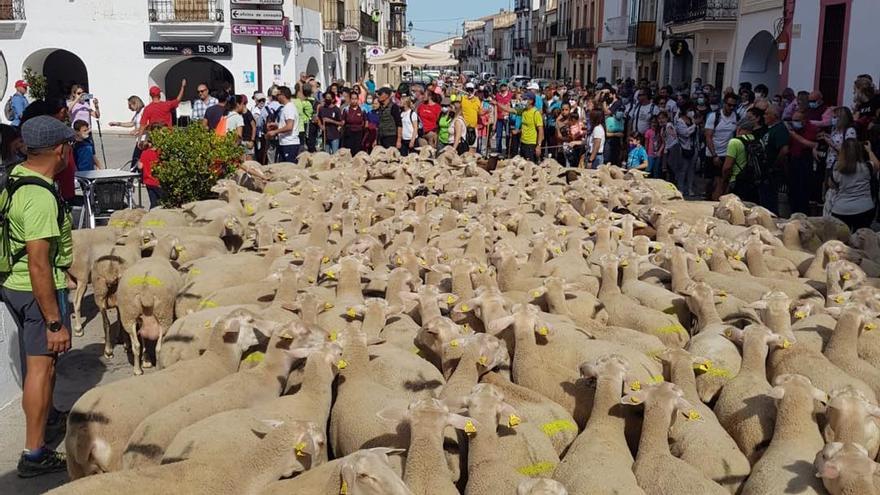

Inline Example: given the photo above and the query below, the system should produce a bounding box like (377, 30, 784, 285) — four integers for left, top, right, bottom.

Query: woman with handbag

(825, 138, 880, 231)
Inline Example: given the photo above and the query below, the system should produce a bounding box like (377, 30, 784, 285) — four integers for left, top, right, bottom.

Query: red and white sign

(232, 23, 284, 37)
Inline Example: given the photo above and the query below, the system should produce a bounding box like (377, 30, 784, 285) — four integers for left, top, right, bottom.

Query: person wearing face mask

(341, 95, 366, 156)
(757, 104, 789, 212)
(71, 120, 102, 171)
(437, 100, 454, 151)
(674, 107, 698, 197)
(853, 76, 880, 138)
(806, 90, 833, 127)
(787, 110, 821, 214)
(3, 116, 76, 478)
(494, 83, 513, 153)
(822, 106, 858, 174)
(417, 92, 442, 149)
(604, 100, 625, 165)
(460, 83, 481, 151)
(704, 94, 741, 198)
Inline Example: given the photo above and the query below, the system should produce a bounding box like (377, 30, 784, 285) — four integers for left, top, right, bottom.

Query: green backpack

(0, 173, 67, 274)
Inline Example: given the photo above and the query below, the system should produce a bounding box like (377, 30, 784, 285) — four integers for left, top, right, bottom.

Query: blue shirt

(365, 80, 376, 94)
(10, 93, 27, 127)
(605, 115, 624, 133)
(534, 95, 544, 111)
(74, 141, 96, 171)
(626, 145, 648, 169)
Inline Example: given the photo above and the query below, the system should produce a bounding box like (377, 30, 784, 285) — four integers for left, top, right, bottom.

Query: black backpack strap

(3, 176, 67, 268)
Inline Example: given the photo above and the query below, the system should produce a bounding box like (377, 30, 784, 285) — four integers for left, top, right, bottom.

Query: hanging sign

(143, 42, 232, 57)
(339, 27, 361, 43)
(231, 9, 283, 21)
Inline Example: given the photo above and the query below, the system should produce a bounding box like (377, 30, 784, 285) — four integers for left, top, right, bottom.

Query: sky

(407, 0, 514, 47)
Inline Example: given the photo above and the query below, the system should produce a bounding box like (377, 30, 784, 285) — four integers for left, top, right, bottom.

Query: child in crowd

(73, 120, 102, 171)
(626, 133, 649, 170)
(137, 123, 165, 209)
(644, 116, 663, 177)
(437, 102, 455, 150)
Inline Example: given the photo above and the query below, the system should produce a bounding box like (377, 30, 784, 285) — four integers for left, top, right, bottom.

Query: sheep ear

(722, 327, 745, 344)
(487, 315, 515, 334)
(529, 286, 547, 299)
(825, 306, 843, 318)
(812, 387, 829, 404)
(496, 403, 522, 429)
(251, 418, 284, 438)
(767, 386, 786, 400)
(744, 300, 768, 310)
(447, 414, 479, 434)
(430, 264, 452, 274)
(398, 291, 419, 302)
(287, 347, 315, 360)
(368, 447, 407, 458)
(452, 299, 477, 314)
(817, 460, 841, 480)
(376, 406, 408, 424)
(621, 389, 648, 406)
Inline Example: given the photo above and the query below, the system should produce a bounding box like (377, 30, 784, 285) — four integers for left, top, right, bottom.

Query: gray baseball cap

(737, 116, 758, 132)
(22, 116, 76, 150)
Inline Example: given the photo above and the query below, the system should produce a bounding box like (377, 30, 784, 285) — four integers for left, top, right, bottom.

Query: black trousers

(833, 208, 876, 232)
(520, 143, 537, 162)
(342, 130, 363, 155)
(378, 135, 397, 149)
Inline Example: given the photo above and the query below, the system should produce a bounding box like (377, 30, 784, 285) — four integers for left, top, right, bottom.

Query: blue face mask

(629, 144, 637, 151)
(615, 111, 625, 121)
(808, 101, 819, 109)
(831, 117, 839, 127)
(792, 121, 804, 130)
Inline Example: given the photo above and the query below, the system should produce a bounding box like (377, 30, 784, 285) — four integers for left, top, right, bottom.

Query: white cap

(465, 82, 475, 89)
(527, 82, 540, 90)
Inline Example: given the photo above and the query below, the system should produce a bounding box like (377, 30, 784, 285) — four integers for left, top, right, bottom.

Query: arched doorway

(305, 57, 320, 79)
(150, 57, 234, 102)
(670, 43, 693, 89)
(23, 49, 88, 100)
(739, 31, 780, 96)
(0, 51, 7, 101)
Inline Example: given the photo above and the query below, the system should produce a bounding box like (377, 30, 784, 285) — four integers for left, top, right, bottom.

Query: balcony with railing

(0, 0, 24, 20)
(148, 0, 224, 22)
(322, 0, 345, 31)
(627, 21, 657, 49)
(567, 27, 594, 50)
(345, 9, 378, 42)
(515, 0, 531, 12)
(663, 0, 738, 25)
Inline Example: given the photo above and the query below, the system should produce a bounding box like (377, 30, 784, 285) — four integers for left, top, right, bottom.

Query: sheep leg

(101, 309, 113, 358)
(123, 319, 142, 376)
(72, 281, 87, 337)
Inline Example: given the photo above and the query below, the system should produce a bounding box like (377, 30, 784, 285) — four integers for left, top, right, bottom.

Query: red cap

(149, 86, 162, 97)
(240, 94, 248, 105)
(14, 80, 28, 89)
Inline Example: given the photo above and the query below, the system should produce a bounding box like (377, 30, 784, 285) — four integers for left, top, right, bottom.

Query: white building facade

(597, 0, 636, 82)
(0, 0, 323, 125)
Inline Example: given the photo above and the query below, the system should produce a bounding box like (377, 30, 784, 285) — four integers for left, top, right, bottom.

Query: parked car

(461, 71, 477, 81)
(510, 75, 530, 88)
(529, 78, 551, 90)
(480, 72, 496, 81)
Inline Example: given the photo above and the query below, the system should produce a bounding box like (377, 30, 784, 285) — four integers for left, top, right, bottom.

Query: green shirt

(294, 98, 314, 133)
(438, 114, 452, 144)
(726, 134, 753, 183)
(3, 166, 73, 291)
(520, 107, 543, 145)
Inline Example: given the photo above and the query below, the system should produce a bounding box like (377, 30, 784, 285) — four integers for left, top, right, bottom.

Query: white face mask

(686, 111, 695, 119)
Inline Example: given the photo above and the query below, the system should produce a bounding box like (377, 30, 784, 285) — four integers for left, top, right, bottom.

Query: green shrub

(151, 124, 242, 207)
(22, 67, 47, 101)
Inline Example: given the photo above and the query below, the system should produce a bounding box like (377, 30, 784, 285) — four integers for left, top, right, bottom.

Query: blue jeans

(495, 119, 507, 152)
(647, 156, 661, 178)
(276, 144, 300, 163)
(589, 153, 604, 169)
(324, 139, 340, 154)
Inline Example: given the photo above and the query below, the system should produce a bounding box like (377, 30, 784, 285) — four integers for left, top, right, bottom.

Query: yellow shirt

(520, 108, 543, 145)
(460, 96, 480, 128)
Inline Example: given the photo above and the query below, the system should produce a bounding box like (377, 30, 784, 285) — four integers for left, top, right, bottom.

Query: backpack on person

(730, 135, 768, 193)
(0, 173, 66, 275)
(3, 97, 14, 121)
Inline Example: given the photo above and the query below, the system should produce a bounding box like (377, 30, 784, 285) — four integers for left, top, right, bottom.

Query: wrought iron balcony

(0, 0, 25, 21)
(322, 0, 345, 31)
(148, 0, 224, 23)
(567, 27, 594, 50)
(627, 21, 657, 49)
(515, 0, 531, 12)
(663, 0, 738, 25)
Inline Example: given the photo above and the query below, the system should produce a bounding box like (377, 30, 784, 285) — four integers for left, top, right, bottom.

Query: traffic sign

(232, 23, 285, 37)
(231, 0, 283, 4)
(231, 9, 283, 21)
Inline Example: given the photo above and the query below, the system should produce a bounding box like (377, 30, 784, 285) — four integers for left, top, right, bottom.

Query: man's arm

(176, 79, 187, 102)
(26, 239, 69, 353)
(536, 125, 544, 157)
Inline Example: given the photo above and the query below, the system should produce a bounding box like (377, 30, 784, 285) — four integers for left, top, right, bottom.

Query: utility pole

(256, 36, 263, 91)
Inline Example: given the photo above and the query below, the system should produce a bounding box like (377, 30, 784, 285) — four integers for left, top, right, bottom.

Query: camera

(82, 93, 94, 102)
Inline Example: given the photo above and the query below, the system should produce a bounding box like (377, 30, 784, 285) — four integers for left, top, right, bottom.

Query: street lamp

(408, 21, 413, 33)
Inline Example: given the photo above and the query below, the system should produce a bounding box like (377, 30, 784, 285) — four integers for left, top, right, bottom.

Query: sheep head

(464, 383, 523, 430)
(339, 448, 411, 495)
(814, 442, 879, 495)
(580, 354, 631, 384)
(768, 374, 828, 411)
(620, 381, 701, 422)
(251, 419, 325, 478)
(723, 324, 788, 351)
(517, 478, 569, 495)
(377, 398, 479, 436)
(286, 340, 347, 376)
(440, 333, 509, 376)
(217, 309, 265, 352)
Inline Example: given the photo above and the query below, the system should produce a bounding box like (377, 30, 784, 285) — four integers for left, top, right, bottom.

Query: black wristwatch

(47, 320, 62, 333)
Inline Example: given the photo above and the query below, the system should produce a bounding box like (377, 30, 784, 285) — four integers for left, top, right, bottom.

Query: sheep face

(580, 354, 630, 382)
(769, 374, 828, 411)
(465, 383, 522, 430)
(620, 382, 699, 422)
(340, 447, 412, 495)
(814, 442, 879, 495)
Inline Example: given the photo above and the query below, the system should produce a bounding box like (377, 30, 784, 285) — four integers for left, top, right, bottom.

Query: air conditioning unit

(323, 31, 338, 52)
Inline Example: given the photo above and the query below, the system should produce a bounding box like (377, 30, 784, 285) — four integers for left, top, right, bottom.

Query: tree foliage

(22, 67, 47, 101)
(150, 124, 242, 207)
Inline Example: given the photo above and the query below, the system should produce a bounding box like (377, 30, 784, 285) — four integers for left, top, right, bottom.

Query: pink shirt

(645, 128, 662, 157)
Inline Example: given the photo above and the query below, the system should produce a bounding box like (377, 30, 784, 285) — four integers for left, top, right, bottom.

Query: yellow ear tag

(450, 339, 459, 348)
(346, 308, 357, 318)
(866, 323, 877, 331)
(629, 396, 641, 404)
(630, 380, 642, 391)
(537, 326, 549, 336)
(560, 228, 568, 236)
(782, 339, 792, 349)
(464, 420, 477, 434)
(461, 304, 470, 312)
(307, 277, 316, 283)
(336, 359, 348, 369)
(650, 374, 665, 383)
(619, 260, 629, 267)
(478, 266, 486, 273)
(732, 254, 742, 261)
(411, 347, 420, 354)
(478, 356, 489, 366)
(418, 258, 427, 267)
(508, 414, 521, 428)
(396, 257, 404, 266)
(686, 410, 702, 421)
(325, 270, 336, 279)
(328, 330, 338, 342)
(695, 361, 712, 372)
(446, 295, 457, 305)
(322, 256, 331, 264)
(360, 228, 368, 234)
(244, 351, 265, 364)
(203, 320, 212, 328)
(842, 272, 852, 281)
(324, 302, 335, 310)
(705, 247, 714, 257)
(294, 442, 307, 457)
(190, 268, 202, 276)
(794, 311, 807, 320)
(174, 244, 185, 253)
(553, 247, 562, 254)
(245, 204, 255, 215)
(332, 223, 340, 231)
(531, 290, 542, 298)
(293, 251, 302, 258)
(833, 295, 845, 304)
(717, 290, 728, 298)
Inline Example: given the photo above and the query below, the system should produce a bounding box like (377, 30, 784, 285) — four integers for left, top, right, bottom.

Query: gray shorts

(2, 287, 71, 364)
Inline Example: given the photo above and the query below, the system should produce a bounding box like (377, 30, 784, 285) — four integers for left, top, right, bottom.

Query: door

(817, 3, 847, 105)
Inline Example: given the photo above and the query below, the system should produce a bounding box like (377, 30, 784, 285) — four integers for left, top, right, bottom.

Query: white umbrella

(368, 46, 457, 67)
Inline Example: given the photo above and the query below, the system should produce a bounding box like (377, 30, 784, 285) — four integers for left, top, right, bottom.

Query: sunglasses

(198, 89, 208, 93)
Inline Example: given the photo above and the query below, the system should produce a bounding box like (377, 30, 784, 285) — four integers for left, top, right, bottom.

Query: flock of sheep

(49, 145, 880, 494)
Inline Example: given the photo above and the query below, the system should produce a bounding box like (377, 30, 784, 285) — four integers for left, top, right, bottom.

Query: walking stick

(95, 118, 108, 167)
